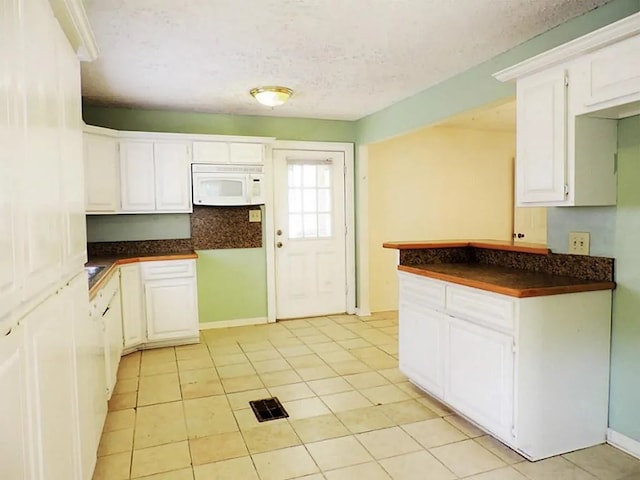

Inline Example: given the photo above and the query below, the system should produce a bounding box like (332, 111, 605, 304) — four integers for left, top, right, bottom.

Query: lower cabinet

(120, 259, 199, 351)
(0, 322, 31, 480)
(398, 271, 612, 460)
(101, 271, 123, 398)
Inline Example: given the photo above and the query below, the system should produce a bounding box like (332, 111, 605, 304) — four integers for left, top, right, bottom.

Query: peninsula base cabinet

(398, 271, 612, 461)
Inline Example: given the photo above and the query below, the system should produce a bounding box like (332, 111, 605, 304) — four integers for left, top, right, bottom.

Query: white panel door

(398, 303, 446, 398)
(0, 0, 23, 321)
(516, 69, 567, 204)
(84, 133, 120, 212)
(24, 290, 79, 480)
(120, 141, 156, 212)
(0, 322, 32, 480)
(445, 317, 515, 441)
(121, 264, 146, 349)
(274, 149, 347, 319)
(145, 277, 198, 341)
(154, 142, 192, 212)
(22, 0, 64, 301)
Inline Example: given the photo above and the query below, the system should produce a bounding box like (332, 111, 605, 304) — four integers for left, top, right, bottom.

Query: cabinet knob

(276, 229, 282, 236)
(517, 233, 525, 239)
(276, 242, 283, 248)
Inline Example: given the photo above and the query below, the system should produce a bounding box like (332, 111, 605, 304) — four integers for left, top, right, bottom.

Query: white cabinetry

(100, 271, 123, 397)
(84, 132, 120, 213)
(120, 140, 191, 213)
(398, 271, 611, 460)
(0, 322, 31, 480)
(142, 260, 199, 344)
(120, 264, 146, 351)
(494, 14, 640, 207)
(24, 285, 79, 480)
(193, 140, 264, 164)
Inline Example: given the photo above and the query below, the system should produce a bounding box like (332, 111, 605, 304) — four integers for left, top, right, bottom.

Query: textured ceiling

(81, 0, 610, 121)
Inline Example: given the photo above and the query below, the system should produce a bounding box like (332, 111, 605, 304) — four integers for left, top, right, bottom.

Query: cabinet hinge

(512, 342, 517, 354)
(511, 426, 516, 437)
(563, 184, 569, 196)
(564, 74, 569, 87)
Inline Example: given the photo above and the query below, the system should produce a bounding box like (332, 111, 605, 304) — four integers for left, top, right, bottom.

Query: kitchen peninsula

(384, 240, 615, 461)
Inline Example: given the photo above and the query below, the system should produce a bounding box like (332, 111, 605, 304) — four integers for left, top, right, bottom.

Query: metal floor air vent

(249, 397, 289, 422)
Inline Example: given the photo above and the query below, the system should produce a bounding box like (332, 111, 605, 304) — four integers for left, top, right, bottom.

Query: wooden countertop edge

(398, 265, 615, 298)
(383, 241, 550, 255)
(88, 253, 198, 299)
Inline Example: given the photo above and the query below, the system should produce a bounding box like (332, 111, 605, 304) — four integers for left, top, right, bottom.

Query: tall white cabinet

(0, 0, 97, 478)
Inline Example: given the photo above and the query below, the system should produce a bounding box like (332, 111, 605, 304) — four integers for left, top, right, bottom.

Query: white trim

(49, 0, 99, 61)
(199, 317, 268, 330)
(83, 124, 276, 145)
(264, 144, 277, 322)
(494, 12, 640, 81)
(356, 144, 370, 317)
(269, 140, 357, 318)
(607, 429, 640, 460)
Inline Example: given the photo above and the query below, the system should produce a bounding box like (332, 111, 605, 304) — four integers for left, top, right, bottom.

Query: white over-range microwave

(192, 163, 265, 206)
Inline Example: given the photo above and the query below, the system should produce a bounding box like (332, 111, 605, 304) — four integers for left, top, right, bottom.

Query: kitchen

(2, 0, 640, 479)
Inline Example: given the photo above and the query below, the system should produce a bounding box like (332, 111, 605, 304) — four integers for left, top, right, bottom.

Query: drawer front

(141, 260, 195, 280)
(446, 285, 515, 333)
(398, 271, 446, 311)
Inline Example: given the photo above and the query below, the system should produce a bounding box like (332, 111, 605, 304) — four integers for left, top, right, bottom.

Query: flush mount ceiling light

(250, 86, 293, 107)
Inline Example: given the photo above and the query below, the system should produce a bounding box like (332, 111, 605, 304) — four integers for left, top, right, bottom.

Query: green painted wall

(196, 248, 267, 323)
(83, 106, 357, 142)
(547, 116, 640, 442)
(355, 0, 640, 144)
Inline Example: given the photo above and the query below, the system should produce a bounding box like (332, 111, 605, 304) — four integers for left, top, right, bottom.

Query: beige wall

(368, 126, 516, 312)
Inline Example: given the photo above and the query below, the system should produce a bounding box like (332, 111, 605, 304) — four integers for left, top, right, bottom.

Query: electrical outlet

(568, 231, 590, 255)
(249, 209, 262, 222)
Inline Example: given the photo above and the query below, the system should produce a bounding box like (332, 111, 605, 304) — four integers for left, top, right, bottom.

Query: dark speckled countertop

(399, 263, 615, 298)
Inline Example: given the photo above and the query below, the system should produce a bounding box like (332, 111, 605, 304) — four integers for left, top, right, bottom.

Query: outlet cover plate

(569, 231, 590, 255)
(249, 209, 262, 222)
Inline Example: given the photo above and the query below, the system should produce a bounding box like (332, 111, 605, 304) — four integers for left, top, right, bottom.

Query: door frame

(265, 141, 356, 322)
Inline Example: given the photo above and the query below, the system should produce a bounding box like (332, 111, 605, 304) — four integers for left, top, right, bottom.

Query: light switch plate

(568, 231, 590, 255)
(249, 209, 262, 222)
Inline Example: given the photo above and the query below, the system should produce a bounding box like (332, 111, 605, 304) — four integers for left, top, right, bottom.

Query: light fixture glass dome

(250, 86, 293, 107)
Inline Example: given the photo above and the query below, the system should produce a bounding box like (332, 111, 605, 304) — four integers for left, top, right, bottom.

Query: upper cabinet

(120, 140, 192, 213)
(495, 12, 640, 207)
(192, 141, 264, 164)
(84, 130, 273, 214)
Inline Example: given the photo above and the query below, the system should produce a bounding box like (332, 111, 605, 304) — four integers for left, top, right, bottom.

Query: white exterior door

(273, 149, 347, 319)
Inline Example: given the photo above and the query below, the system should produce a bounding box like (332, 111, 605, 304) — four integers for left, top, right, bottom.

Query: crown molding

(49, 0, 99, 61)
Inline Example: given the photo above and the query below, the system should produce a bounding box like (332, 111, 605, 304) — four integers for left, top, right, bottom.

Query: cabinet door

(0, 0, 22, 321)
(516, 69, 567, 205)
(145, 277, 198, 341)
(103, 286, 123, 398)
(583, 35, 640, 108)
(120, 264, 145, 349)
(24, 291, 79, 480)
(399, 302, 446, 398)
(0, 322, 32, 480)
(57, 26, 86, 277)
(445, 317, 514, 442)
(21, 0, 64, 302)
(193, 141, 229, 163)
(230, 142, 264, 164)
(120, 141, 155, 212)
(84, 133, 120, 212)
(154, 142, 192, 212)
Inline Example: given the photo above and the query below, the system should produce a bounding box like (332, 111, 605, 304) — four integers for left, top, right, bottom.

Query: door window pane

(287, 161, 333, 239)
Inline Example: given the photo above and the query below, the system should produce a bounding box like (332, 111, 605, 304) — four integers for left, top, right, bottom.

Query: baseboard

(607, 428, 640, 459)
(199, 317, 268, 330)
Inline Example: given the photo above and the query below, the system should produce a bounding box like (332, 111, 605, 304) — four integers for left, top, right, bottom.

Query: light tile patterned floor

(94, 311, 640, 480)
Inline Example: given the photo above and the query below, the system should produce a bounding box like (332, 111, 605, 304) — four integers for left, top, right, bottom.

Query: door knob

(276, 242, 283, 248)
(276, 229, 282, 236)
